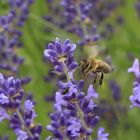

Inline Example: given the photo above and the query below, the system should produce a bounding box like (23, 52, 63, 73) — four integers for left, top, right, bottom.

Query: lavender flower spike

(45, 38, 109, 139)
(44, 38, 76, 64)
(46, 83, 100, 139)
(0, 0, 34, 73)
(0, 73, 42, 139)
(128, 58, 140, 108)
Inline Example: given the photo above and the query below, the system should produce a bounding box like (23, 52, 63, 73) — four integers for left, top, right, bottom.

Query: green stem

(63, 62, 70, 81)
(76, 103, 92, 140)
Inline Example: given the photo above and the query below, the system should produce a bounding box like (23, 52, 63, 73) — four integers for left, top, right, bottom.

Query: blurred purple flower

(15, 129, 28, 140)
(130, 85, 140, 108)
(45, 0, 125, 47)
(109, 80, 121, 102)
(0, 0, 33, 73)
(128, 58, 140, 78)
(97, 127, 109, 140)
(128, 58, 140, 108)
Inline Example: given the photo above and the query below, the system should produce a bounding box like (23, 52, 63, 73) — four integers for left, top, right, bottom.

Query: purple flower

(0, 73, 23, 109)
(47, 82, 100, 139)
(45, 0, 124, 47)
(0, 73, 4, 80)
(24, 100, 37, 122)
(67, 117, 81, 137)
(0, 73, 42, 139)
(0, 93, 9, 104)
(128, 58, 140, 108)
(44, 38, 76, 64)
(0, 108, 10, 122)
(10, 99, 41, 139)
(15, 129, 28, 140)
(0, 0, 33, 73)
(45, 39, 108, 139)
(97, 127, 109, 140)
(87, 84, 99, 99)
(109, 80, 121, 102)
(55, 92, 67, 106)
(44, 38, 78, 79)
(24, 100, 34, 111)
(130, 85, 140, 108)
(128, 58, 140, 78)
(55, 92, 67, 111)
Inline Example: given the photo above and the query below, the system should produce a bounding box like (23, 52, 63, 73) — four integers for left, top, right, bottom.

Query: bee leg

(83, 73, 88, 81)
(93, 72, 97, 84)
(99, 72, 104, 86)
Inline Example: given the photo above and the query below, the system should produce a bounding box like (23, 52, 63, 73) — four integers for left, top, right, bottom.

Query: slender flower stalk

(75, 2, 88, 38)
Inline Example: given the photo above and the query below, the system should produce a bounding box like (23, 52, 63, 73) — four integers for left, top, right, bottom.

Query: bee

(79, 58, 111, 86)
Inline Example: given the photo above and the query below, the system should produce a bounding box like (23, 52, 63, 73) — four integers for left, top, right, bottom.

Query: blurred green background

(0, 0, 140, 139)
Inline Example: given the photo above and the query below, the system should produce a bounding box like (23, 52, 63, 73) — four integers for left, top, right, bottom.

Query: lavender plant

(44, 38, 109, 140)
(0, 73, 42, 140)
(0, 0, 139, 139)
(45, 0, 124, 47)
(0, 0, 33, 73)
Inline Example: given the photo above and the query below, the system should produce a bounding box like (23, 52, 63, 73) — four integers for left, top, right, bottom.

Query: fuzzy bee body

(80, 58, 111, 86)
(92, 59, 111, 73)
